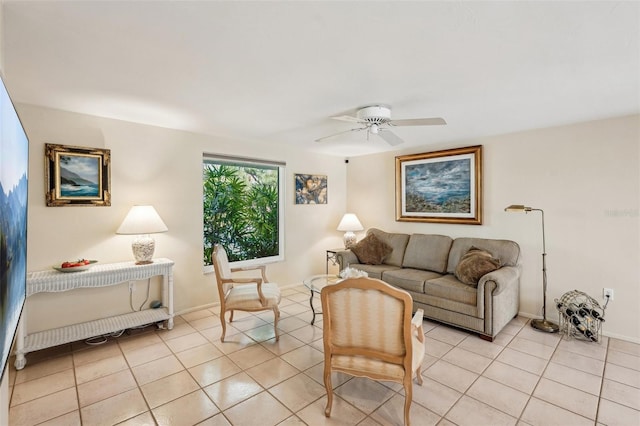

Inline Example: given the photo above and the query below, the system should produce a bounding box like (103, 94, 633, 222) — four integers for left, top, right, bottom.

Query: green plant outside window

(203, 158, 282, 266)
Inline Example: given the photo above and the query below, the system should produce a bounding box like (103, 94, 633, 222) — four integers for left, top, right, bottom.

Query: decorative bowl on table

(53, 260, 98, 273)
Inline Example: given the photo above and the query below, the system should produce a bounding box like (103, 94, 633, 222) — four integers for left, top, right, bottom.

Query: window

(203, 154, 285, 270)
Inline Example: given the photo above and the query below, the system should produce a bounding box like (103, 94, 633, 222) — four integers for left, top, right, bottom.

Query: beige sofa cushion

(367, 228, 410, 267)
(350, 264, 401, 280)
(402, 234, 453, 273)
(382, 268, 443, 294)
(424, 274, 478, 306)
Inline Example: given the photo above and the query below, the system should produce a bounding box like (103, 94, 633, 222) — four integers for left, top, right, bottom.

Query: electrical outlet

(129, 281, 136, 292)
(603, 288, 614, 301)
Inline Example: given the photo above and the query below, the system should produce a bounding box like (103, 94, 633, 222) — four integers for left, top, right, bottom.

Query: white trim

(202, 155, 286, 270)
(174, 283, 304, 317)
(517, 310, 640, 344)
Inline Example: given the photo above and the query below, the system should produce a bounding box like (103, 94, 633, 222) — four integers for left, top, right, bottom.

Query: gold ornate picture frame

(396, 145, 482, 224)
(45, 143, 111, 206)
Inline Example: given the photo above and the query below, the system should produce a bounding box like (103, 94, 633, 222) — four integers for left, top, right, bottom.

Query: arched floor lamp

(505, 205, 559, 333)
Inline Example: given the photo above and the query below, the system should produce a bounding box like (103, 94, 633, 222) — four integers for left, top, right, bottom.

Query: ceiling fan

(315, 104, 446, 146)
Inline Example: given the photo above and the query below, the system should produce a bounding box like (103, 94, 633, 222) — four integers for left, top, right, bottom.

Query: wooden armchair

(211, 244, 281, 342)
(320, 277, 425, 426)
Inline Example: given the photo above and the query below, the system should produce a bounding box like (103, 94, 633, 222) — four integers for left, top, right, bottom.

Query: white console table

(14, 258, 174, 370)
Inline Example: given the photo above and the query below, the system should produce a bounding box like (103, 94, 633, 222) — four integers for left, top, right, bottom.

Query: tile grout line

(10, 290, 640, 426)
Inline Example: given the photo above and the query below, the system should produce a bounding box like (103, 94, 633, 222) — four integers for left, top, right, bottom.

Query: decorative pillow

(350, 233, 393, 265)
(454, 246, 501, 286)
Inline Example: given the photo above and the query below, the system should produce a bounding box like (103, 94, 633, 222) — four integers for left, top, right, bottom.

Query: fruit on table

(61, 259, 90, 268)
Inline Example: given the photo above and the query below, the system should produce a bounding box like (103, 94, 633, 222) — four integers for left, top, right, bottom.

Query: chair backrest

(321, 277, 413, 364)
(212, 244, 233, 295)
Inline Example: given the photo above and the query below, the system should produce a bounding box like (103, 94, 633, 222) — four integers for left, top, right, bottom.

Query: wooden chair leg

(229, 310, 234, 322)
(323, 368, 333, 417)
(219, 308, 227, 342)
(273, 307, 280, 341)
(415, 366, 423, 386)
(404, 378, 412, 426)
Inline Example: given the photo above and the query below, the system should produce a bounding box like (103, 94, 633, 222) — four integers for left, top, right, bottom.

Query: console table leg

(14, 310, 27, 370)
(14, 353, 26, 370)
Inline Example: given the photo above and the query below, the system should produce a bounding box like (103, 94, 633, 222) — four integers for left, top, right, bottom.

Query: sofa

(335, 228, 521, 341)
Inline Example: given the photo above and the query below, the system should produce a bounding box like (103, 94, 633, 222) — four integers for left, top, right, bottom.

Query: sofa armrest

(335, 250, 359, 271)
(477, 264, 521, 338)
(478, 265, 521, 295)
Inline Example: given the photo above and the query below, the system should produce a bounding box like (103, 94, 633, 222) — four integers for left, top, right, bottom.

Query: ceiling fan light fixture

(356, 105, 392, 123)
(319, 104, 446, 146)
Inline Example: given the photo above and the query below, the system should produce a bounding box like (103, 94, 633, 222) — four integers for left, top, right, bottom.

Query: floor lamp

(504, 205, 559, 333)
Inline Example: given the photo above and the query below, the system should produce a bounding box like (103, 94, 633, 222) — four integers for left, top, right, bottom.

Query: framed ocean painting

(395, 145, 482, 224)
(45, 143, 111, 206)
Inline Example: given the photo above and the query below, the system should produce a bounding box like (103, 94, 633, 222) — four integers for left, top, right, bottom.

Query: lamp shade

(117, 206, 168, 265)
(116, 205, 168, 235)
(504, 204, 532, 212)
(337, 213, 364, 232)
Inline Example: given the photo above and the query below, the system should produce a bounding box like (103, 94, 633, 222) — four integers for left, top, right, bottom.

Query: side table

(15, 258, 175, 370)
(326, 248, 344, 274)
(303, 274, 342, 325)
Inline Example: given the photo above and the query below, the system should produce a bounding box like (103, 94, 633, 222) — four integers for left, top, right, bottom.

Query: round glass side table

(302, 274, 341, 325)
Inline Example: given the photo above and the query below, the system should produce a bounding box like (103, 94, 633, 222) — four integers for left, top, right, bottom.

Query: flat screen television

(0, 73, 28, 376)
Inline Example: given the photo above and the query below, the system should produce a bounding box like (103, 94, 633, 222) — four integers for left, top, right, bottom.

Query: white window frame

(202, 153, 285, 274)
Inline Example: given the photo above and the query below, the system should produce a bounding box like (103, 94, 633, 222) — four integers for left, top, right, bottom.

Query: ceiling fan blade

(378, 129, 404, 146)
(389, 117, 447, 126)
(330, 115, 365, 124)
(315, 127, 367, 142)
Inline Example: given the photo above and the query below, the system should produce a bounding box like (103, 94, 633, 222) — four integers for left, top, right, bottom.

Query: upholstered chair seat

(224, 282, 281, 310)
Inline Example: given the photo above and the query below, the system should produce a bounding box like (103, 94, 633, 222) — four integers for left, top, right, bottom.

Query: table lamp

(117, 205, 168, 264)
(504, 204, 559, 333)
(337, 213, 364, 249)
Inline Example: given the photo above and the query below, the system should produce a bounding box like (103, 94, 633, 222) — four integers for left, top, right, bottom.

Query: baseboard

(174, 282, 304, 317)
(175, 302, 219, 316)
(600, 330, 640, 345)
(517, 310, 640, 344)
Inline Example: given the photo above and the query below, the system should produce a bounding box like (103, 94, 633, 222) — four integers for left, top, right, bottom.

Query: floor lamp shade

(504, 204, 559, 333)
(117, 205, 168, 264)
(337, 213, 364, 249)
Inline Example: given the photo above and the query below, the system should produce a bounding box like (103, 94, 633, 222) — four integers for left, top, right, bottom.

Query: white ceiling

(3, 1, 639, 157)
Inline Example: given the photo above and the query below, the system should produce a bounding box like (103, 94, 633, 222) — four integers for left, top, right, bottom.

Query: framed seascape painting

(45, 143, 111, 206)
(295, 173, 327, 204)
(396, 145, 482, 224)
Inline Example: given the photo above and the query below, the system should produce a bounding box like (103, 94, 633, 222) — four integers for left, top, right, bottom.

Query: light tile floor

(7, 285, 640, 426)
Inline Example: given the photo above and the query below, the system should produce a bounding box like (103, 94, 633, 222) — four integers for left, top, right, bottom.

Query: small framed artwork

(45, 143, 111, 206)
(396, 145, 482, 224)
(295, 173, 327, 204)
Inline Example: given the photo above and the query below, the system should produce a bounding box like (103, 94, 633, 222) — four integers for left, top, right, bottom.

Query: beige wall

(19, 104, 347, 331)
(1, 2, 11, 421)
(346, 115, 640, 343)
(15, 106, 640, 343)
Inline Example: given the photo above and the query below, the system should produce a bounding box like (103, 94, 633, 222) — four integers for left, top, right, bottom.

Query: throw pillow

(454, 246, 501, 286)
(350, 233, 393, 265)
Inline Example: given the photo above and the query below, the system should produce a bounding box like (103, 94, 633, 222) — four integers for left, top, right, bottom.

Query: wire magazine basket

(555, 290, 606, 342)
